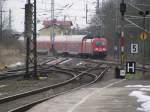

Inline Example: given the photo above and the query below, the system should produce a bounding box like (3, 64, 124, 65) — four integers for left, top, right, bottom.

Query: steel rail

(0, 64, 99, 104)
(136, 67, 150, 72)
(1, 57, 65, 73)
(52, 65, 98, 79)
(0, 58, 70, 80)
(8, 65, 110, 112)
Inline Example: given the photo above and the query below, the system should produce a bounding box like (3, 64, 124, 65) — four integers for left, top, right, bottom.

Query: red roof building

(39, 19, 73, 36)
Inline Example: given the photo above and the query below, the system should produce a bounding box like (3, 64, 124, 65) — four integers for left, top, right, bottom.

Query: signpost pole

(143, 15, 146, 75)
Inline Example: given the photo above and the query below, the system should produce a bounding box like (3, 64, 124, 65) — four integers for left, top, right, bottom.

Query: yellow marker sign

(140, 32, 148, 40)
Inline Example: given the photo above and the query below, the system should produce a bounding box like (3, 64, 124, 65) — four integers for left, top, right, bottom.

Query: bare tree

(0, 0, 10, 39)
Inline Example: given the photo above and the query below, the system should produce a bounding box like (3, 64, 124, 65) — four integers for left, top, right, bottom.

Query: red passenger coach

(37, 35, 107, 58)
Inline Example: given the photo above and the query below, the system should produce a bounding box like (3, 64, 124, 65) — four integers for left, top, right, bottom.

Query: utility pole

(25, 0, 33, 78)
(85, 3, 88, 24)
(64, 15, 66, 35)
(114, 1, 119, 61)
(33, 0, 37, 78)
(50, 0, 55, 53)
(96, 0, 100, 35)
(24, 0, 37, 79)
(0, 7, 3, 39)
(9, 9, 11, 30)
(101, 0, 105, 37)
(96, 0, 99, 14)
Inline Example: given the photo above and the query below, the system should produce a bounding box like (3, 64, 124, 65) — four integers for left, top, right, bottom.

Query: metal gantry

(139, 10, 149, 75)
(24, 0, 37, 79)
(124, 2, 150, 71)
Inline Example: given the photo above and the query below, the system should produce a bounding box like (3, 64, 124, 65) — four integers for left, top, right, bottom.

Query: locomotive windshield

(95, 41, 105, 46)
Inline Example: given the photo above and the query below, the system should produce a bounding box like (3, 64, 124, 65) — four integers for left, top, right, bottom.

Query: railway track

(0, 57, 70, 80)
(0, 63, 110, 112)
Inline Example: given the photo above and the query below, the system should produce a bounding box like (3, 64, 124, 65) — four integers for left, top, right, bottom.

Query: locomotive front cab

(92, 38, 107, 58)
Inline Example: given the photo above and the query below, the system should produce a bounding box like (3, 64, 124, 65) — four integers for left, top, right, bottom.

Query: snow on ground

(8, 62, 24, 68)
(140, 88, 150, 92)
(125, 85, 150, 88)
(76, 62, 83, 66)
(0, 85, 7, 88)
(59, 58, 73, 65)
(126, 85, 150, 112)
(0, 85, 7, 96)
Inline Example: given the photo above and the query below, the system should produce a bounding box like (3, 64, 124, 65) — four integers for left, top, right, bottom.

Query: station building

(39, 19, 73, 36)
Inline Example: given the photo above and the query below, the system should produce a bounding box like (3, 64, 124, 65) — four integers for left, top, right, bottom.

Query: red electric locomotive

(37, 35, 107, 58)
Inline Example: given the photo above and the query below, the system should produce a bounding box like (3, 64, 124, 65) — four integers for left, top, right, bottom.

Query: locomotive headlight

(103, 48, 106, 51)
(95, 48, 98, 51)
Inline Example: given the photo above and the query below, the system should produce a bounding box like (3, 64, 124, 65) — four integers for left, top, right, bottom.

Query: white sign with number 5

(131, 44, 138, 54)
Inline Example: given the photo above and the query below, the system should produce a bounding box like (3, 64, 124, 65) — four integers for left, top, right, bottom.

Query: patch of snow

(76, 62, 82, 66)
(0, 85, 7, 88)
(137, 107, 144, 111)
(125, 85, 150, 88)
(8, 62, 24, 68)
(129, 91, 150, 112)
(60, 59, 72, 65)
(47, 58, 62, 65)
(140, 88, 150, 92)
(141, 101, 150, 112)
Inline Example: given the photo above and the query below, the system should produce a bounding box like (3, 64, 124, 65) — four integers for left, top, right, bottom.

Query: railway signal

(120, 0, 126, 67)
(115, 0, 127, 79)
(120, 0, 126, 17)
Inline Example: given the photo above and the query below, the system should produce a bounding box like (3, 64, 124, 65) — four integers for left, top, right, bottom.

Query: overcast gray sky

(5, 0, 98, 32)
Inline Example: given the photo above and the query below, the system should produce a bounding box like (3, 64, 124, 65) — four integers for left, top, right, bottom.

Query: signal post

(120, 0, 126, 67)
(115, 0, 126, 79)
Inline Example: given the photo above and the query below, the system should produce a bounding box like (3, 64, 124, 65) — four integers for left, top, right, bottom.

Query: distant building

(39, 19, 73, 36)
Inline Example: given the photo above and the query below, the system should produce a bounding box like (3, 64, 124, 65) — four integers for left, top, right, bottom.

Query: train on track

(37, 35, 107, 58)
